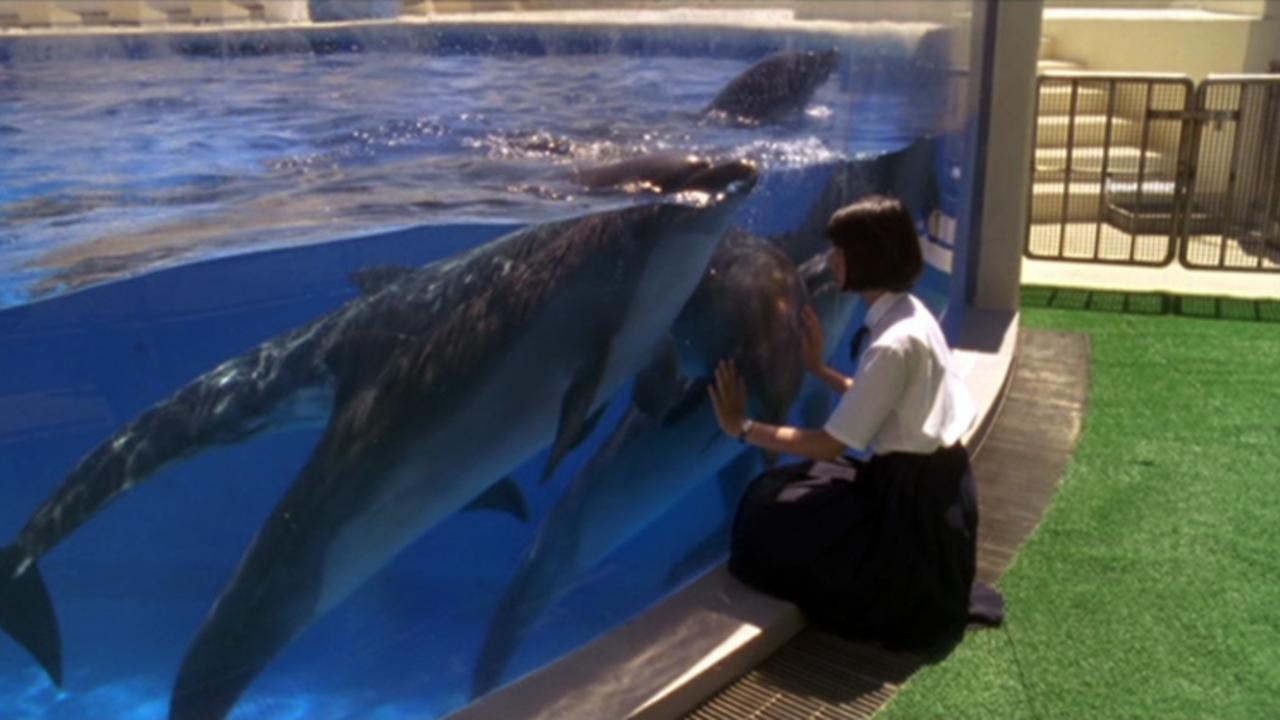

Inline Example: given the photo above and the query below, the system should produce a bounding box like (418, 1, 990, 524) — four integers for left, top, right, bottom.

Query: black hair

(825, 195, 923, 293)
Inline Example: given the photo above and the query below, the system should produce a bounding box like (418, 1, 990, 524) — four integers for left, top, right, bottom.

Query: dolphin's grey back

(297, 205, 665, 468)
(704, 50, 838, 126)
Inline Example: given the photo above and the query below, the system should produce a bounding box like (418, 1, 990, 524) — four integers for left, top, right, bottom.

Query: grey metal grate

(1027, 75, 1193, 267)
(685, 329, 1091, 720)
(1028, 72, 1280, 273)
(1181, 77, 1280, 272)
(684, 632, 919, 720)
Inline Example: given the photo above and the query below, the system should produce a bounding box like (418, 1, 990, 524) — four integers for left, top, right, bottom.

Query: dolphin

(658, 250, 865, 589)
(703, 49, 840, 126)
(469, 231, 863, 697)
(574, 152, 717, 195)
(0, 159, 757, 719)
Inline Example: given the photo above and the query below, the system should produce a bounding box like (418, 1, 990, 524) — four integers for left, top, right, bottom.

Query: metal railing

(1026, 71, 1280, 273)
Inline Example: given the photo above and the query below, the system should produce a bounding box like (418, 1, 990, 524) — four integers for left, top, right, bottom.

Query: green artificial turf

(878, 287, 1280, 720)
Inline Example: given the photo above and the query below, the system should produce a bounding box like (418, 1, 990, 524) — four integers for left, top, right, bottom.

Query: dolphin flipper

(541, 352, 610, 484)
(169, 512, 325, 720)
(170, 410, 358, 720)
(463, 477, 531, 523)
(0, 547, 62, 687)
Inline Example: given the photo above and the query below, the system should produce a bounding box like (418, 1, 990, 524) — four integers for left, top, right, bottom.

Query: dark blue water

(0, 26, 966, 720)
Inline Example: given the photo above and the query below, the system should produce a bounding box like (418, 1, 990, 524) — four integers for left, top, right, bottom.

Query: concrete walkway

(1022, 255, 1279, 300)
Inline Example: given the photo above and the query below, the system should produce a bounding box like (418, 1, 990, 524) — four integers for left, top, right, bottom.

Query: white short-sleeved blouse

(823, 292, 975, 455)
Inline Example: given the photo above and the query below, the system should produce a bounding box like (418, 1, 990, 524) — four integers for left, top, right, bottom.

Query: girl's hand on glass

(800, 305, 826, 376)
(708, 359, 748, 438)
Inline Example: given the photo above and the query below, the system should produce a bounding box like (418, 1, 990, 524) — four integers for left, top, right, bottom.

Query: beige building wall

(1044, 0, 1280, 80)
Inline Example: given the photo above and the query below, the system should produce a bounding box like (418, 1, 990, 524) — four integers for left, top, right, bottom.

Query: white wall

(974, 0, 1044, 313)
(1044, 0, 1280, 79)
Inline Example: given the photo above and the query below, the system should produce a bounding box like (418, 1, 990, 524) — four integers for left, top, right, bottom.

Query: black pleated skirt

(729, 444, 997, 650)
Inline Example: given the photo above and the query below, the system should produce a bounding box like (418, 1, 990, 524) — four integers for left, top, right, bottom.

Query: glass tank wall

(0, 2, 988, 718)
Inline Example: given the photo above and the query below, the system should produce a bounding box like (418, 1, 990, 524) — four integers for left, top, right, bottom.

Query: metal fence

(1026, 71, 1280, 273)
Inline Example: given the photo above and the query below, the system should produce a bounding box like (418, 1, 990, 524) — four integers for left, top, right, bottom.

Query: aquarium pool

(0, 20, 952, 307)
(0, 18, 969, 720)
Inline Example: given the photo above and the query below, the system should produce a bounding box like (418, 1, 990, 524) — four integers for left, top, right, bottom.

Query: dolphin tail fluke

(0, 546, 62, 687)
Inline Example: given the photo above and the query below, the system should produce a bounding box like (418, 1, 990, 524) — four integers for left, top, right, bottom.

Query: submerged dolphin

(0, 159, 757, 718)
(703, 49, 840, 126)
(470, 231, 862, 697)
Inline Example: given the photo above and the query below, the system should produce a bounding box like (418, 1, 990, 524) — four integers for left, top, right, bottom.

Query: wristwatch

(737, 418, 754, 443)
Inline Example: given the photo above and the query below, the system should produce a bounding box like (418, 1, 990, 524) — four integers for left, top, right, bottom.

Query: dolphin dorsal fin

(350, 265, 415, 296)
(462, 478, 530, 523)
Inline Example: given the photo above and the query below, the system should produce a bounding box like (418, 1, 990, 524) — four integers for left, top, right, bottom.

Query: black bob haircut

(825, 195, 924, 293)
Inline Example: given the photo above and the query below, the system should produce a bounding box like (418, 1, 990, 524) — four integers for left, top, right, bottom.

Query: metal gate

(1026, 72, 1280, 274)
(1026, 73, 1194, 267)
(1180, 76, 1280, 272)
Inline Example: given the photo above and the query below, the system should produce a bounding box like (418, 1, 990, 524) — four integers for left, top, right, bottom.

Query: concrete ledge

(1022, 252, 1280, 299)
(1044, 7, 1261, 22)
(447, 566, 804, 720)
(953, 307, 1019, 455)
(16, 3, 83, 27)
(104, 1, 168, 25)
(448, 306, 1019, 720)
(189, 0, 248, 24)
